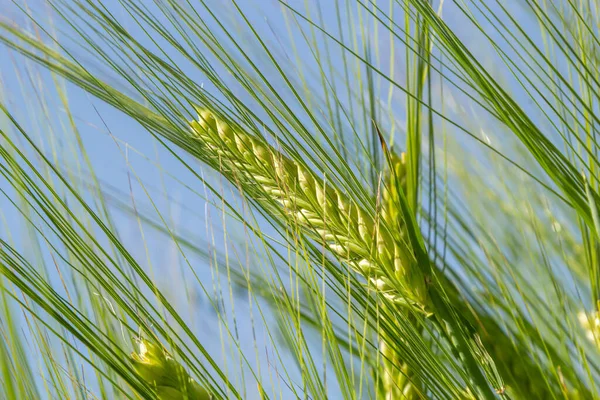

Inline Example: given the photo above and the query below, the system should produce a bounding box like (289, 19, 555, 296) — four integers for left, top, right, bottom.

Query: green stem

(430, 291, 496, 400)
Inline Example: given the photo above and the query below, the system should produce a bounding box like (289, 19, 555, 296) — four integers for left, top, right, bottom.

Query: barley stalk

(475, 316, 555, 398)
(130, 338, 212, 400)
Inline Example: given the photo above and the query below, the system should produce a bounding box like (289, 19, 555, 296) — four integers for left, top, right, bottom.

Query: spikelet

(379, 339, 416, 400)
(131, 339, 212, 400)
(190, 107, 429, 311)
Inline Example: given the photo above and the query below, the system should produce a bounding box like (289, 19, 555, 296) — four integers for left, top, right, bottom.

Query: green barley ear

(130, 339, 212, 400)
(379, 150, 421, 400)
(190, 108, 430, 312)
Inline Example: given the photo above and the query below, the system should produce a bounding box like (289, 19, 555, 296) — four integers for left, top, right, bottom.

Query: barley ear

(190, 108, 430, 312)
(130, 339, 212, 400)
(378, 151, 422, 400)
